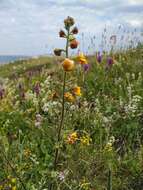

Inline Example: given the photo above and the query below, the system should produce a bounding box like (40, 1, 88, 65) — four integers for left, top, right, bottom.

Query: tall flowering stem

(53, 17, 77, 171)
(54, 29, 69, 170)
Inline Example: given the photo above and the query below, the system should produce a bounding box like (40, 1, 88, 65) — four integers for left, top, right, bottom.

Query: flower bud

(54, 48, 62, 56)
(59, 30, 66, 38)
(71, 26, 78, 34)
(70, 40, 79, 49)
(62, 58, 75, 71)
(64, 16, 75, 29)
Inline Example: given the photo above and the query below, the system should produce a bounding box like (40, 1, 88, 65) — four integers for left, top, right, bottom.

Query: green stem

(50, 28, 70, 190)
(53, 27, 70, 171)
(53, 71, 66, 169)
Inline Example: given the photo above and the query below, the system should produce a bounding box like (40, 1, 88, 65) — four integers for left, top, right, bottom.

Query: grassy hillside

(0, 46, 143, 189)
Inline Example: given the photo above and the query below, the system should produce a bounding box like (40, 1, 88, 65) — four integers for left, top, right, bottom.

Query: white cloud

(0, 0, 142, 55)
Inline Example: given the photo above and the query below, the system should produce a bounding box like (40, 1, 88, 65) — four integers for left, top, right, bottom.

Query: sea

(0, 55, 30, 65)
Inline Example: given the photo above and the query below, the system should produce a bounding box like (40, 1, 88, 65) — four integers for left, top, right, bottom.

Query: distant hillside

(0, 55, 60, 78)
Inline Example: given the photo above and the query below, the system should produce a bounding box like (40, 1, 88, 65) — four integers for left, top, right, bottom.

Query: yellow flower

(77, 53, 88, 65)
(62, 58, 75, 71)
(80, 135, 91, 146)
(64, 92, 75, 102)
(73, 86, 81, 96)
(67, 132, 78, 144)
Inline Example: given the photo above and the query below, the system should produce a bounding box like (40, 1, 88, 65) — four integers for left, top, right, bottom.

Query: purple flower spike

(0, 88, 5, 99)
(83, 64, 90, 72)
(97, 52, 102, 63)
(33, 82, 40, 97)
(107, 57, 114, 66)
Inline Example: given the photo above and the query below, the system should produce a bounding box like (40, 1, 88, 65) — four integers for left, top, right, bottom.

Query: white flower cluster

(42, 101, 61, 116)
(25, 91, 39, 107)
(124, 94, 142, 116)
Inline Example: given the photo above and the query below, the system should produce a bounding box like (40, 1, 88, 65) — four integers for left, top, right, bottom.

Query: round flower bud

(62, 58, 74, 71)
(59, 30, 66, 38)
(54, 48, 62, 56)
(71, 26, 78, 34)
(70, 40, 79, 49)
(64, 16, 75, 29)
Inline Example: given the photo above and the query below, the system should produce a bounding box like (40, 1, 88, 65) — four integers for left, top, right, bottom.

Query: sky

(0, 0, 143, 55)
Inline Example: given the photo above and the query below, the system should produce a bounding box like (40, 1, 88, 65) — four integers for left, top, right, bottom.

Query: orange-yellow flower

(67, 132, 78, 144)
(73, 86, 81, 96)
(77, 53, 88, 65)
(64, 92, 75, 102)
(62, 58, 75, 71)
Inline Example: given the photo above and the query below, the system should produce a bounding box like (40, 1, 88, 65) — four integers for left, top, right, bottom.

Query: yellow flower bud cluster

(66, 132, 92, 146)
(80, 134, 92, 146)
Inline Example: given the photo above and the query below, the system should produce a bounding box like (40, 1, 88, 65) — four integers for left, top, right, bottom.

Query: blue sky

(0, 0, 143, 55)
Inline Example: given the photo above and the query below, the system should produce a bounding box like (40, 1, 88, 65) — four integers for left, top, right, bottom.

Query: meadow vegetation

(0, 17, 143, 190)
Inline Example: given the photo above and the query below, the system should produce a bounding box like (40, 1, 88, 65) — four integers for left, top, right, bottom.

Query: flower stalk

(53, 27, 70, 170)
(50, 17, 78, 190)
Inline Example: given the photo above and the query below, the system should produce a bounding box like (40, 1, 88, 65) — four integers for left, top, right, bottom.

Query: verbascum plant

(51, 16, 80, 189)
